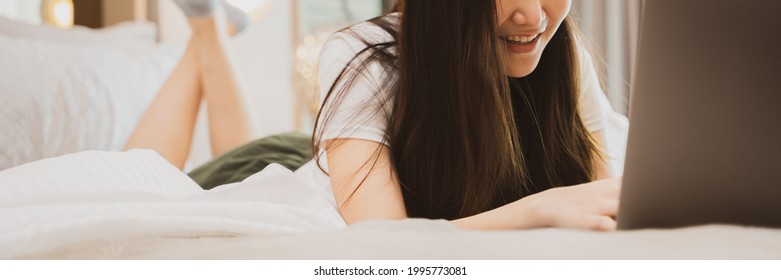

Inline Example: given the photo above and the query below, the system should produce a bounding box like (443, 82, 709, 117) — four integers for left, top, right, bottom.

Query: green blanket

(188, 132, 313, 190)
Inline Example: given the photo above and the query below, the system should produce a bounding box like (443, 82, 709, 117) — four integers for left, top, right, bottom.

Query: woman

(312, 0, 625, 231)
(129, 0, 626, 231)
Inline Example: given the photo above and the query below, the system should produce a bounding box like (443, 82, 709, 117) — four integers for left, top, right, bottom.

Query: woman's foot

(223, 1, 249, 34)
(174, 0, 250, 35)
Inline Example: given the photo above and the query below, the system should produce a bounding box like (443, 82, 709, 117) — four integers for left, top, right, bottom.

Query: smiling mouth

(504, 34, 541, 45)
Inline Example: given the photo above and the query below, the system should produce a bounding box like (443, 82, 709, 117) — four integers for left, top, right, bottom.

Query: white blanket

(0, 150, 346, 259)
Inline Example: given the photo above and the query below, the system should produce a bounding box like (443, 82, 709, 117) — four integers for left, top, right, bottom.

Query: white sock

(223, 1, 249, 34)
(173, 0, 219, 18)
(175, 0, 250, 35)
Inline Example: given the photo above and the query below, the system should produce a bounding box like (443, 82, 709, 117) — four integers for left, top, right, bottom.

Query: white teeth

(505, 34, 538, 44)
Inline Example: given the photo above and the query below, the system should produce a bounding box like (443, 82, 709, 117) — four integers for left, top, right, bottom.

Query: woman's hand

(453, 177, 621, 231)
(523, 177, 622, 231)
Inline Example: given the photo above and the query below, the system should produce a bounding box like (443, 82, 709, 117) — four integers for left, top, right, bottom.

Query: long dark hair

(314, 0, 601, 220)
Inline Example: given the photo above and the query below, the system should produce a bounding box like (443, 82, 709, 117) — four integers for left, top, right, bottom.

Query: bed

(1, 149, 780, 260)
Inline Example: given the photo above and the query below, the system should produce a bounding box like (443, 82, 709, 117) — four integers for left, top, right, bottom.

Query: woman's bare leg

(124, 39, 203, 169)
(189, 12, 251, 157)
(125, 10, 250, 169)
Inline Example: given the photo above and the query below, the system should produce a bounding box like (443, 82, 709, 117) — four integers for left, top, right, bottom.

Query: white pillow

(0, 34, 181, 170)
(0, 16, 158, 49)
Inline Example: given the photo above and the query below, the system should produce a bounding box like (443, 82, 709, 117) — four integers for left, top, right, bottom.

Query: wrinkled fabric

(0, 150, 346, 259)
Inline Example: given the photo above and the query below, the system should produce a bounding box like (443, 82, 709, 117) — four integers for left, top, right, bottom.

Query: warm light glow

(52, 1, 72, 27)
(41, 0, 73, 29)
(293, 31, 332, 124)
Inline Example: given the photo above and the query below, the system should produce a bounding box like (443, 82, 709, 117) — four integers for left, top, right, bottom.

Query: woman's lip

(502, 29, 546, 37)
(504, 34, 542, 54)
(504, 32, 544, 37)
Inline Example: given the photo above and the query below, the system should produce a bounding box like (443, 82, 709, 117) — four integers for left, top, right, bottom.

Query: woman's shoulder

(318, 14, 399, 86)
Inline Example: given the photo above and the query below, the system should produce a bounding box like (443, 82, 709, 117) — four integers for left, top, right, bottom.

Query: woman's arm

(327, 138, 621, 231)
(326, 139, 407, 223)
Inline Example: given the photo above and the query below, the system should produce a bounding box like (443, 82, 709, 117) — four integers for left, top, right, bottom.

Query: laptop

(617, 0, 781, 229)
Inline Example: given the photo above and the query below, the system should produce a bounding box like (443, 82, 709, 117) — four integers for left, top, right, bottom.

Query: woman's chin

(506, 61, 540, 78)
(507, 70, 532, 78)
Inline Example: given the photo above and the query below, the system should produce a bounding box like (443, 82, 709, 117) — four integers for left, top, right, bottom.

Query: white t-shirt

(294, 14, 629, 191)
